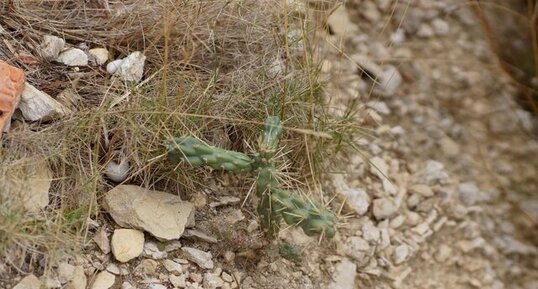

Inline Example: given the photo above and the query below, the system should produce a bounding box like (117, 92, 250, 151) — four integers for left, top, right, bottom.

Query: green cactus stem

(167, 136, 254, 172)
(166, 115, 338, 238)
(270, 189, 337, 237)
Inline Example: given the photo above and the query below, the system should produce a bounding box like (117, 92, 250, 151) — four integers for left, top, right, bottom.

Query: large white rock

(13, 275, 41, 289)
(112, 51, 146, 83)
(103, 185, 195, 240)
(19, 83, 70, 121)
(111, 229, 145, 263)
(2, 159, 51, 212)
(40, 35, 65, 60)
(56, 48, 88, 66)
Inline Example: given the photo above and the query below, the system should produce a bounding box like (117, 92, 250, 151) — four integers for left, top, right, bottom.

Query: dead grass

(0, 0, 360, 282)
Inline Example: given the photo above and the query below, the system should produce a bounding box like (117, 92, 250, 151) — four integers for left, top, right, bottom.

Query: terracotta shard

(0, 61, 25, 135)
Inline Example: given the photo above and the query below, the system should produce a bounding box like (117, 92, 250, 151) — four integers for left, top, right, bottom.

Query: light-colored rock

(169, 274, 186, 288)
(393, 244, 409, 264)
(88, 48, 109, 66)
(183, 229, 218, 243)
(112, 51, 146, 83)
(327, 5, 358, 36)
(106, 59, 123, 75)
(415, 160, 449, 185)
(104, 156, 129, 183)
(209, 196, 241, 208)
(370, 156, 397, 195)
(44, 276, 61, 288)
(137, 259, 158, 275)
(182, 247, 214, 269)
(13, 275, 41, 289)
(221, 272, 233, 283)
(435, 244, 452, 263)
(360, 1, 381, 22)
(121, 282, 134, 289)
(19, 83, 70, 121)
(328, 259, 357, 289)
(111, 229, 145, 263)
(93, 227, 111, 254)
(390, 28, 406, 44)
(458, 181, 491, 206)
(144, 241, 168, 259)
(65, 266, 87, 289)
(103, 185, 195, 240)
(40, 35, 65, 60)
(3, 159, 51, 212)
(58, 262, 75, 284)
(339, 188, 370, 215)
(366, 101, 391, 115)
(341, 236, 370, 263)
(56, 48, 88, 66)
(203, 273, 224, 289)
(362, 221, 380, 242)
(439, 137, 460, 156)
(373, 197, 399, 220)
(417, 23, 434, 38)
(163, 259, 183, 274)
(90, 271, 115, 289)
(432, 18, 450, 36)
(408, 184, 434, 198)
(379, 65, 402, 96)
(520, 199, 538, 222)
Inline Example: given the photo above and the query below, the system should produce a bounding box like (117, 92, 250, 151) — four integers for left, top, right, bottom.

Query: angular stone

(93, 227, 111, 254)
(103, 185, 195, 240)
(40, 35, 65, 60)
(182, 247, 214, 269)
(111, 229, 145, 263)
(0, 61, 24, 133)
(19, 83, 70, 121)
(112, 51, 146, 83)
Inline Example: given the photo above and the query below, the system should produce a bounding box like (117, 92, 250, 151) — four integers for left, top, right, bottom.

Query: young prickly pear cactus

(167, 116, 337, 238)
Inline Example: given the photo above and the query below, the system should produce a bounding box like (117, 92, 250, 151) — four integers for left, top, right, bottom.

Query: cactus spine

(167, 116, 337, 238)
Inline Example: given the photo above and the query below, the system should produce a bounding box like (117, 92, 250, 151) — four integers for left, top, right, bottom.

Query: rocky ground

(4, 1, 538, 289)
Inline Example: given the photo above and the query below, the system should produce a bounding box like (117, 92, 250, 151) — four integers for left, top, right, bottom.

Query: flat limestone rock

(103, 185, 195, 240)
(0, 61, 25, 133)
(111, 229, 144, 263)
(19, 83, 70, 121)
(13, 275, 41, 289)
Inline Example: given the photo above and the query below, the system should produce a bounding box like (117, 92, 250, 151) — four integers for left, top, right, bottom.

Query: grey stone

(40, 35, 65, 60)
(112, 51, 146, 83)
(393, 244, 409, 264)
(162, 259, 182, 274)
(182, 247, 214, 269)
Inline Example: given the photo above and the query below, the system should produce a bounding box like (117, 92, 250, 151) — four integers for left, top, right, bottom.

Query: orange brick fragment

(0, 61, 25, 135)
